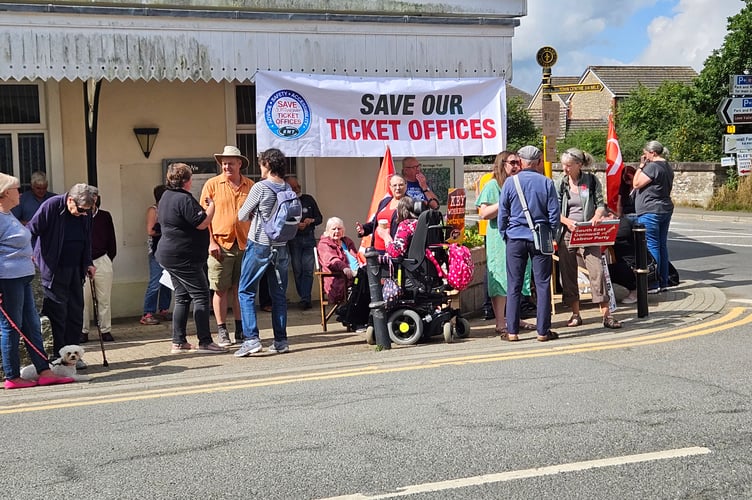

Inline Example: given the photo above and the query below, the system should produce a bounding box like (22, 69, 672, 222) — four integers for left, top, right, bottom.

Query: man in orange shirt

(201, 146, 254, 346)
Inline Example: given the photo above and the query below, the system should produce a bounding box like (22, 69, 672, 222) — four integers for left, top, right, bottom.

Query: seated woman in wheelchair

(385, 196, 420, 259)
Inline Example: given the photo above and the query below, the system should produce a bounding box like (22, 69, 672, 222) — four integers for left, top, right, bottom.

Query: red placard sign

(568, 220, 619, 247)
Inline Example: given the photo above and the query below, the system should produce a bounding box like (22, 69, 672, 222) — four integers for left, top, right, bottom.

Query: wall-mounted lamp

(133, 127, 159, 158)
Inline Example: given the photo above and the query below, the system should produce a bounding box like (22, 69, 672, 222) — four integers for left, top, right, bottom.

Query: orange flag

(605, 113, 624, 213)
(360, 145, 395, 252)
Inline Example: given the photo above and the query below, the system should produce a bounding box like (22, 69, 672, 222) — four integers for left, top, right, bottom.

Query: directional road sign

(729, 74, 752, 95)
(717, 97, 752, 124)
(724, 134, 752, 153)
(543, 83, 604, 94)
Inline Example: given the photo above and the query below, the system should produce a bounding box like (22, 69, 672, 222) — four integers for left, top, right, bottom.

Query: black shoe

(520, 302, 537, 320)
(79, 333, 89, 344)
(102, 332, 115, 342)
(300, 301, 312, 310)
(483, 308, 495, 320)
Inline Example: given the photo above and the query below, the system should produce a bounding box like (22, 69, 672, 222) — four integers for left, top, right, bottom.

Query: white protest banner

(255, 71, 506, 157)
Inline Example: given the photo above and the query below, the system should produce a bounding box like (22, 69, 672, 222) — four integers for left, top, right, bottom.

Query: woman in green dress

(476, 151, 534, 337)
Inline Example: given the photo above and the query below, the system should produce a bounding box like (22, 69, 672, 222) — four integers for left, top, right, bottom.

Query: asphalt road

(1, 208, 751, 499)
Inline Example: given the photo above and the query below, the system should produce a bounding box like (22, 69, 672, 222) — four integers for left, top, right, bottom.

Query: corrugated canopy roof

(0, 11, 515, 82)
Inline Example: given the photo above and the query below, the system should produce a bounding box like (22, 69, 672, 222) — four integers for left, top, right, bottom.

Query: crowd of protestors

(1, 139, 676, 388)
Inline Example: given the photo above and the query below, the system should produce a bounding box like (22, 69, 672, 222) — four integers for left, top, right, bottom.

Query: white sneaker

(268, 343, 290, 354)
(234, 338, 262, 357)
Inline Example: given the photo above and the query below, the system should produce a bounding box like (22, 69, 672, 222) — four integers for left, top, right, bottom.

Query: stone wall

(464, 161, 726, 210)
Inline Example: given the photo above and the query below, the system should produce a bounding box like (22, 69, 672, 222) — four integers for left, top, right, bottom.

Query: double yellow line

(2, 307, 749, 415)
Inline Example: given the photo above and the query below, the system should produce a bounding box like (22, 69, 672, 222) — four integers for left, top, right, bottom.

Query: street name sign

(544, 83, 604, 94)
(717, 97, 752, 124)
(729, 74, 752, 95)
(723, 133, 752, 153)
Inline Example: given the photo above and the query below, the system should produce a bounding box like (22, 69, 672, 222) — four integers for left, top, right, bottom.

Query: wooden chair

(314, 246, 340, 331)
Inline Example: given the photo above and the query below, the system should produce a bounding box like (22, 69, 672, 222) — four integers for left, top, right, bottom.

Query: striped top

(238, 178, 288, 246)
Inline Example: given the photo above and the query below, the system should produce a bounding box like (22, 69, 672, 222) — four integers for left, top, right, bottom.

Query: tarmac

(20, 277, 725, 394)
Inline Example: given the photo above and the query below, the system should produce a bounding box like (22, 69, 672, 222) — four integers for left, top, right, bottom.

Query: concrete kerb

(0, 279, 727, 404)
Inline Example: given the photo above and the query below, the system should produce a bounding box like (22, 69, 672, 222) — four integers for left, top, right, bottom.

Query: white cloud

(636, 0, 738, 68)
(510, 0, 740, 95)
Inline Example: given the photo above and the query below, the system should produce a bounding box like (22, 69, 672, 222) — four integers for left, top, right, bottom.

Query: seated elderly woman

(316, 217, 360, 304)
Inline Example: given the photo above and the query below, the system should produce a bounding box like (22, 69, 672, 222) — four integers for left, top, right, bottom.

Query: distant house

(528, 65, 699, 135)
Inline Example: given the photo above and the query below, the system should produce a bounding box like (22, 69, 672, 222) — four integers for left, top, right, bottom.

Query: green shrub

(462, 223, 485, 249)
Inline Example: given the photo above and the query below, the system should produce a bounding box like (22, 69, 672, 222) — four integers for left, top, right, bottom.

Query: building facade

(0, 0, 526, 316)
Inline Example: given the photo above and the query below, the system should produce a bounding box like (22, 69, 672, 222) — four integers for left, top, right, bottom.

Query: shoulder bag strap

(513, 175, 535, 230)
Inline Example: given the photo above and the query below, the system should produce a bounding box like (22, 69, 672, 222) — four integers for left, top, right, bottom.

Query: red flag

(360, 145, 395, 251)
(605, 113, 624, 213)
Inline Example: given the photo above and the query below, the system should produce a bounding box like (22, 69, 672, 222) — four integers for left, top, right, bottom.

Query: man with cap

(498, 145, 560, 342)
(200, 146, 254, 346)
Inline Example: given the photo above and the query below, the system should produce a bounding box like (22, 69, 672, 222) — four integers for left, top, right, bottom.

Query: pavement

(12, 278, 724, 394)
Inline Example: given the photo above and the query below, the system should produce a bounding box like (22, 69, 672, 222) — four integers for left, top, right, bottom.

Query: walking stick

(88, 276, 109, 367)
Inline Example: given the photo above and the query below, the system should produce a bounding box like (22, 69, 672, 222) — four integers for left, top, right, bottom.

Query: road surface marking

(1, 308, 750, 415)
(318, 447, 711, 499)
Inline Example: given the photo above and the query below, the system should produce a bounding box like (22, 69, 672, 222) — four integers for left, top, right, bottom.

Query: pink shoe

(4, 378, 38, 389)
(38, 375, 75, 386)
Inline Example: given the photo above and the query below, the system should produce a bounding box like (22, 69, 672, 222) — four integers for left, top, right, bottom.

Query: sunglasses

(75, 205, 92, 214)
(506, 160, 520, 166)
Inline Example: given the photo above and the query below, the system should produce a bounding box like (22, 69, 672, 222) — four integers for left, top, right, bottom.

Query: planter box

(457, 245, 486, 315)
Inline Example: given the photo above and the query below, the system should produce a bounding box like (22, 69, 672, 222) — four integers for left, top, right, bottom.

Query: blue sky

(511, 0, 743, 94)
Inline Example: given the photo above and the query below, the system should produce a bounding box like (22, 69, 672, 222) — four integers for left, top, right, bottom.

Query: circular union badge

(536, 46, 558, 68)
(264, 89, 311, 140)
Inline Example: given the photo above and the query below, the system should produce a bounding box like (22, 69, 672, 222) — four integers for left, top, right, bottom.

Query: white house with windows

(0, 0, 527, 317)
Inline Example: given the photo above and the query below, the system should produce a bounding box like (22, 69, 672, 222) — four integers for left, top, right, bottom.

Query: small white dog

(20, 344, 90, 382)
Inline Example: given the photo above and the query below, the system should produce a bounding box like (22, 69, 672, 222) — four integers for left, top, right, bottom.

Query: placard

(568, 220, 619, 247)
(737, 150, 751, 176)
(445, 188, 466, 243)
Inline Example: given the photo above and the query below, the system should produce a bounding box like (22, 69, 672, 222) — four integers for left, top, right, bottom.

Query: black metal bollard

(365, 249, 390, 349)
(633, 223, 649, 318)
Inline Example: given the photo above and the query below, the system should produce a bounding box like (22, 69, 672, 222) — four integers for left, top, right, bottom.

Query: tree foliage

(465, 95, 539, 164)
(610, 1, 752, 162)
(616, 82, 719, 161)
(506, 96, 539, 152)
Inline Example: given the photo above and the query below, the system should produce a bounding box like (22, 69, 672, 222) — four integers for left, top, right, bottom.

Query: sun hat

(517, 145, 542, 161)
(214, 145, 249, 170)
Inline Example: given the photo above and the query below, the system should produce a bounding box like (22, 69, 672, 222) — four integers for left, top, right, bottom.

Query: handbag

(381, 258, 401, 309)
(512, 175, 555, 255)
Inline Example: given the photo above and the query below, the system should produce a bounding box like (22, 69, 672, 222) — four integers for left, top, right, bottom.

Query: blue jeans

(505, 239, 552, 336)
(288, 233, 315, 303)
(143, 252, 172, 314)
(165, 262, 212, 346)
(637, 212, 672, 288)
(238, 242, 289, 344)
(0, 275, 49, 379)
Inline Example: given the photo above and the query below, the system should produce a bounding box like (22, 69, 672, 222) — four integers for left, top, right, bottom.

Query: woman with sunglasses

(476, 151, 535, 338)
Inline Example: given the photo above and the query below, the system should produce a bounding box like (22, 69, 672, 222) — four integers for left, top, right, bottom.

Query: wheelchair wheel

(454, 317, 471, 339)
(442, 322, 454, 343)
(387, 309, 423, 345)
(365, 325, 375, 345)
